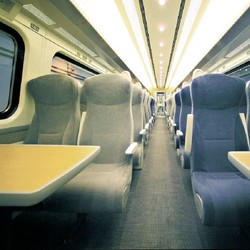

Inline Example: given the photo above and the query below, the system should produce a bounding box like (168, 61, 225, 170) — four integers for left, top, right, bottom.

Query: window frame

(0, 22, 24, 119)
(51, 53, 99, 83)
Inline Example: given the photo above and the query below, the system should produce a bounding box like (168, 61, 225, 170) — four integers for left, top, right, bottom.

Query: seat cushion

(192, 171, 250, 226)
(44, 162, 132, 213)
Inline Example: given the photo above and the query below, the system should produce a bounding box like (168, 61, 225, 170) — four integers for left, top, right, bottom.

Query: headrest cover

(132, 84, 143, 105)
(192, 69, 206, 80)
(28, 74, 81, 105)
(121, 71, 132, 81)
(191, 74, 246, 110)
(135, 82, 142, 89)
(84, 72, 132, 105)
(182, 81, 189, 88)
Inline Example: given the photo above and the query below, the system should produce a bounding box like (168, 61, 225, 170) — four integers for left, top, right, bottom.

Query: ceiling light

(23, 4, 56, 25)
(159, 25, 165, 32)
(158, 0, 166, 6)
(160, 53, 163, 57)
(159, 42, 164, 47)
(54, 27, 97, 57)
(70, 0, 155, 89)
(167, 0, 249, 90)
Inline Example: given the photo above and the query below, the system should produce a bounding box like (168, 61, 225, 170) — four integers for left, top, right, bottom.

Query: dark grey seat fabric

(132, 83, 145, 169)
(44, 72, 134, 213)
(190, 74, 250, 226)
(142, 89, 150, 144)
(165, 94, 173, 128)
(80, 86, 87, 113)
(24, 74, 81, 145)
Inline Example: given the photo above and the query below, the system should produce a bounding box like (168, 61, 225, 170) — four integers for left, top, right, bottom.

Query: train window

(0, 23, 24, 119)
(51, 53, 98, 84)
(226, 61, 250, 82)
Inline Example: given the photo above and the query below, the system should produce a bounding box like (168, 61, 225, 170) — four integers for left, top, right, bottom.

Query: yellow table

(0, 144, 100, 249)
(228, 151, 250, 179)
(0, 144, 100, 206)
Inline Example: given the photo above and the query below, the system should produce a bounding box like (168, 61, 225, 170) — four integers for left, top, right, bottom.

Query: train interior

(0, 0, 250, 249)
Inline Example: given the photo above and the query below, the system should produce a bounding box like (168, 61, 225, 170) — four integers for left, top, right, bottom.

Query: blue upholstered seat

(173, 91, 181, 148)
(190, 74, 250, 226)
(177, 85, 192, 168)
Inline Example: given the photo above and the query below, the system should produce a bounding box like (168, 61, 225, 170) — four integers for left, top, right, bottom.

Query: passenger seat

(44, 72, 137, 213)
(24, 74, 81, 145)
(190, 74, 250, 226)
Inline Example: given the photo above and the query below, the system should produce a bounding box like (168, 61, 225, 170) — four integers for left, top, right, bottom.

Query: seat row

(166, 73, 250, 227)
(23, 71, 155, 214)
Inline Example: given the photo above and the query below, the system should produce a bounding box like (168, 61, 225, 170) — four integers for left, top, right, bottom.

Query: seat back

(150, 96, 155, 117)
(190, 74, 248, 173)
(165, 94, 172, 116)
(141, 89, 147, 127)
(80, 86, 87, 113)
(77, 86, 87, 145)
(173, 91, 181, 132)
(179, 85, 191, 144)
(169, 94, 175, 121)
(143, 90, 150, 124)
(246, 80, 250, 142)
(78, 72, 133, 164)
(146, 92, 151, 120)
(132, 83, 144, 142)
(24, 74, 81, 145)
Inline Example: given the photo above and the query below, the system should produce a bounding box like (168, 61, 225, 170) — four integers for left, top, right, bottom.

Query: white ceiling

(17, 0, 250, 91)
(70, 0, 250, 91)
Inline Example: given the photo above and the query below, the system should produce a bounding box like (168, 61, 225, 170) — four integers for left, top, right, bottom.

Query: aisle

(64, 116, 205, 249)
(12, 116, 249, 249)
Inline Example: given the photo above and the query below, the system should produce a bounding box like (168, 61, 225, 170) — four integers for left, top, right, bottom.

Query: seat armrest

(176, 130, 183, 137)
(239, 113, 249, 149)
(169, 119, 175, 126)
(125, 142, 139, 155)
(184, 114, 193, 156)
(145, 123, 150, 130)
(12, 141, 24, 144)
(139, 129, 147, 143)
(139, 129, 147, 135)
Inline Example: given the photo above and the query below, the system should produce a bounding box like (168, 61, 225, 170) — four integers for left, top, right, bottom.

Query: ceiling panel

(141, 0, 182, 88)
